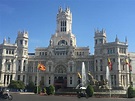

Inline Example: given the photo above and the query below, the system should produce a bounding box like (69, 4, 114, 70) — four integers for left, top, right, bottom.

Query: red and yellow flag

(108, 58, 112, 71)
(125, 59, 132, 71)
(38, 63, 46, 71)
(125, 59, 129, 65)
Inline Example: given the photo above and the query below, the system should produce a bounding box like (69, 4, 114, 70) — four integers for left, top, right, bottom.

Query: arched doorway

(54, 65, 67, 90)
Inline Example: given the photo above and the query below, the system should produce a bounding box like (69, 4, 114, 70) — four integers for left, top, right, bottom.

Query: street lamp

(128, 58, 132, 86)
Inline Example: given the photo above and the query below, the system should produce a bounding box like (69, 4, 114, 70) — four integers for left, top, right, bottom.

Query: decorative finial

(3, 37, 6, 44)
(115, 35, 119, 42)
(125, 36, 127, 43)
(59, 6, 62, 12)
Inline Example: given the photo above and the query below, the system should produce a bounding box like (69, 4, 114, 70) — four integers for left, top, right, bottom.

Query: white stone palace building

(0, 7, 135, 89)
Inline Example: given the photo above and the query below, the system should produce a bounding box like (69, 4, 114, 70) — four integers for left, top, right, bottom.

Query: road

(8, 93, 135, 101)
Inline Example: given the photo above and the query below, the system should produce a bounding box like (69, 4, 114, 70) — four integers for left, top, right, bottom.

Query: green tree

(8, 80, 18, 89)
(25, 81, 36, 92)
(34, 86, 41, 94)
(86, 84, 94, 97)
(127, 86, 135, 98)
(17, 80, 25, 89)
(46, 85, 55, 95)
(8, 80, 25, 90)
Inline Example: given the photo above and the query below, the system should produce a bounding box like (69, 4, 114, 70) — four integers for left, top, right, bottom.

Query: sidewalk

(10, 92, 35, 94)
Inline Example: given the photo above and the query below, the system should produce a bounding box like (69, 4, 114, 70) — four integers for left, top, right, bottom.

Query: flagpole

(109, 71, 111, 98)
(37, 66, 39, 94)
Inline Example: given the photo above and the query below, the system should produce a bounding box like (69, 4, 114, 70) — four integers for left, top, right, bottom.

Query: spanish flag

(77, 72, 82, 78)
(125, 59, 129, 65)
(38, 63, 46, 71)
(125, 59, 132, 71)
(108, 58, 112, 71)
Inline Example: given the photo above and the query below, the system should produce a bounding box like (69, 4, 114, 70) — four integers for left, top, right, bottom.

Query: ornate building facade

(0, 7, 134, 89)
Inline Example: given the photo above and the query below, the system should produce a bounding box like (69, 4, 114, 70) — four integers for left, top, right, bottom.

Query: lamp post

(129, 57, 132, 86)
(34, 56, 39, 94)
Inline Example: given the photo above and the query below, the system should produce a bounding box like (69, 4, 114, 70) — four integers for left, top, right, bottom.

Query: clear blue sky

(0, 0, 135, 54)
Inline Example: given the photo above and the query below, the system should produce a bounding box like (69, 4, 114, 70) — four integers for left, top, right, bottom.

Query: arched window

(55, 65, 66, 73)
(58, 40, 68, 46)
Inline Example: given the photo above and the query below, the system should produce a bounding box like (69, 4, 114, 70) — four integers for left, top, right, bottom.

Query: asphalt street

(6, 93, 135, 101)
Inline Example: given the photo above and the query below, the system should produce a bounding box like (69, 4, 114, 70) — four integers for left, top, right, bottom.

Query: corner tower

(16, 31, 28, 84)
(94, 29, 106, 46)
(94, 29, 106, 55)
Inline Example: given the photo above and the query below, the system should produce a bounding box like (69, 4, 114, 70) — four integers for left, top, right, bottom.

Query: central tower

(56, 7, 72, 34)
(50, 7, 76, 47)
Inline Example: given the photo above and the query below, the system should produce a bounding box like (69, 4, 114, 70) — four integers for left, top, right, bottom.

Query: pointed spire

(102, 28, 106, 34)
(59, 6, 62, 13)
(125, 36, 128, 44)
(115, 35, 119, 42)
(8, 37, 10, 43)
(66, 6, 70, 13)
(3, 38, 6, 44)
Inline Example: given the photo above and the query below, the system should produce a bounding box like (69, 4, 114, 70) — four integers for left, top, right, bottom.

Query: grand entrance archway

(54, 65, 67, 90)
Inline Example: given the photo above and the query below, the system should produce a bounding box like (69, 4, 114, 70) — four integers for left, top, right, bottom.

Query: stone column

(118, 74, 122, 87)
(8, 75, 11, 85)
(0, 73, 4, 86)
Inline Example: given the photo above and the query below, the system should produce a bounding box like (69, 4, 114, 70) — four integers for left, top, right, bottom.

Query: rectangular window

(7, 75, 9, 84)
(96, 75, 98, 81)
(25, 40, 27, 45)
(23, 75, 25, 82)
(18, 75, 20, 81)
(18, 65, 21, 71)
(99, 39, 103, 43)
(9, 50, 11, 54)
(23, 66, 25, 71)
(6, 50, 8, 54)
(113, 48, 115, 53)
(107, 49, 109, 54)
(100, 75, 103, 81)
(70, 77, 72, 84)
(95, 39, 97, 44)
(45, 52, 47, 56)
(111, 75, 113, 85)
(10, 75, 12, 82)
(40, 52, 42, 55)
(4, 75, 6, 84)
(100, 59, 102, 65)
(35, 76, 37, 85)
(114, 75, 116, 86)
(70, 66, 72, 72)
(12, 50, 14, 54)
(20, 40, 23, 45)
(100, 65, 103, 71)
(96, 66, 98, 71)
(7, 64, 10, 71)
(49, 66, 51, 72)
(49, 77, 51, 84)
(19, 60, 21, 63)
(41, 76, 44, 85)
(29, 76, 32, 83)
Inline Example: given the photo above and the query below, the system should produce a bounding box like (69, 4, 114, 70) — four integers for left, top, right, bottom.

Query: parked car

(77, 87, 88, 98)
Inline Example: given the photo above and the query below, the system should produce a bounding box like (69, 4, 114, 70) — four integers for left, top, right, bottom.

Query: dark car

(77, 87, 88, 98)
